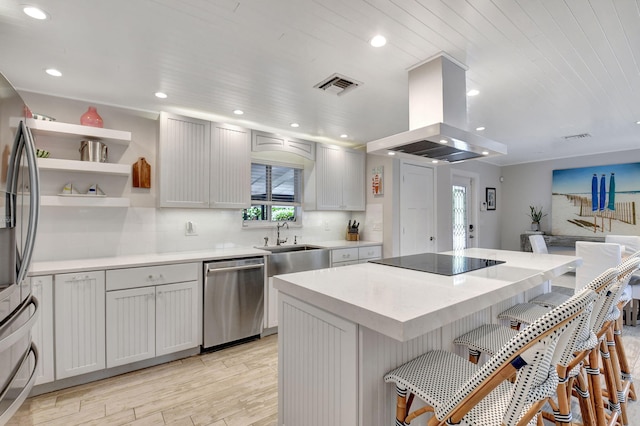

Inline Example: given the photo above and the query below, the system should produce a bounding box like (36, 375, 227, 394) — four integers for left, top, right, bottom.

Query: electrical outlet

(324, 221, 330, 231)
(185, 221, 197, 236)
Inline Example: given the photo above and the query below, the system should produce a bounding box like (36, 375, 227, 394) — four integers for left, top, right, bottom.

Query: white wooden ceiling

(1, 0, 639, 166)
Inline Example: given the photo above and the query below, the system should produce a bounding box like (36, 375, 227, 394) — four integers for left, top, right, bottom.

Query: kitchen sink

(261, 245, 330, 277)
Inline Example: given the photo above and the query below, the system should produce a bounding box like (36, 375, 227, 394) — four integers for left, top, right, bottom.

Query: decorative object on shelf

(132, 157, 151, 188)
(80, 106, 103, 128)
(36, 148, 50, 158)
(86, 184, 105, 196)
(485, 187, 496, 210)
(371, 166, 383, 195)
(60, 182, 77, 195)
(528, 205, 547, 232)
(346, 219, 360, 241)
(79, 140, 108, 162)
(32, 113, 56, 121)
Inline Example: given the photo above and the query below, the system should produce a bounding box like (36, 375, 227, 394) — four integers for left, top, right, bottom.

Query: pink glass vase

(80, 106, 103, 128)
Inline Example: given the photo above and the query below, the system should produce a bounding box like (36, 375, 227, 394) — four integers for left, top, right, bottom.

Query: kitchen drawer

(331, 248, 358, 264)
(106, 263, 199, 291)
(358, 246, 381, 260)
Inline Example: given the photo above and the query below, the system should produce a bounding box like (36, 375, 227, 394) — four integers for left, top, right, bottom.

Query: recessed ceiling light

(475, 126, 485, 131)
(439, 139, 448, 144)
(387, 151, 396, 156)
(45, 68, 61, 77)
(431, 160, 439, 164)
(340, 134, 348, 138)
(155, 92, 167, 99)
(636, 120, 640, 125)
(370, 35, 387, 47)
(290, 123, 299, 128)
(482, 151, 489, 155)
(233, 109, 244, 115)
(23, 6, 48, 20)
(467, 89, 480, 96)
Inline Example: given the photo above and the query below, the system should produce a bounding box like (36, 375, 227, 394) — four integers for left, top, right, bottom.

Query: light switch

(185, 221, 197, 236)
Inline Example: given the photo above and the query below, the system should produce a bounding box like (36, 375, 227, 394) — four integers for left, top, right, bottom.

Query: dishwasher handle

(206, 263, 264, 275)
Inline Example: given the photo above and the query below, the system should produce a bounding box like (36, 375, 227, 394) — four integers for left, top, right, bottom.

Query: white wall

(500, 150, 640, 251)
(21, 92, 364, 262)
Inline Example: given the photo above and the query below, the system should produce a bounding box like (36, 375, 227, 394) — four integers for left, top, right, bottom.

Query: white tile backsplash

(33, 207, 364, 261)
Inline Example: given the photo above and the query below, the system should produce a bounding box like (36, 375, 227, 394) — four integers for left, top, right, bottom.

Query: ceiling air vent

(314, 73, 362, 96)
(563, 133, 592, 141)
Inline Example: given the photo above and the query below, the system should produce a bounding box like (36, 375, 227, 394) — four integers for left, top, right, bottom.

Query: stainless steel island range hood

(367, 53, 507, 163)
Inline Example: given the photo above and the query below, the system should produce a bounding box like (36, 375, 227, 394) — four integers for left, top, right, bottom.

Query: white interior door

(400, 162, 435, 255)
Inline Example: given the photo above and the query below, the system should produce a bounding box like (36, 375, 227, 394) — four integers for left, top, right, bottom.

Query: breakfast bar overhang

(273, 248, 581, 426)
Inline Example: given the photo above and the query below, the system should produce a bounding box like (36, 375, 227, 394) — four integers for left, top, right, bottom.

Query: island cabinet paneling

(54, 271, 106, 379)
(278, 294, 357, 426)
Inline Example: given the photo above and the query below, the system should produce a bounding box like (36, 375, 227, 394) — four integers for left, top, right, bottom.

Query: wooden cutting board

(132, 157, 151, 188)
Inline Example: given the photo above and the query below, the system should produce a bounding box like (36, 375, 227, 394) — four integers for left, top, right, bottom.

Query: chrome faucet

(276, 222, 289, 245)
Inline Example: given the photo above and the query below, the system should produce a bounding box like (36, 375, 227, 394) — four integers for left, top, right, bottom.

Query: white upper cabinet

(316, 144, 365, 211)
(252, 130, 315, 160)
(210, 123, 251, 208)
(159, 112, 211, 208)
(159, 113, 250, 208)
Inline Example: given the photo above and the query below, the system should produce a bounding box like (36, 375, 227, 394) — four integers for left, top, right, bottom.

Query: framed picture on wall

(486, 187, 496, 210)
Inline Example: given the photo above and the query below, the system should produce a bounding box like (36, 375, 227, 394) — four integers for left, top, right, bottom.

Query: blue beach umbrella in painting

(599, 174, 606, 211)
(607, 173, 616, 210)
(592, 174, 598, 211)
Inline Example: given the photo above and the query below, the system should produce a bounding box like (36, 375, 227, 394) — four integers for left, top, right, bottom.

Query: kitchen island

(273, 248, 580, 426)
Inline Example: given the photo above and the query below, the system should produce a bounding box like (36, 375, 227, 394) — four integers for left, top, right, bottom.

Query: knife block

(346, 232, 359, 241)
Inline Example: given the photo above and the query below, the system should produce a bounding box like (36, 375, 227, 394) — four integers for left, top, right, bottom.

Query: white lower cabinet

(155, 281, 199, 356)
(106, 286, 156, 368)
(54, 271, 106, 380)
(331, 245, 382, 267)
(106, 264, 200, 368)
(31, 276, 54, 385)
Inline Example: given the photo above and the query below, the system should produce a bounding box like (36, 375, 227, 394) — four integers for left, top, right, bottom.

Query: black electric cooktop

(369, 253, 505, 276)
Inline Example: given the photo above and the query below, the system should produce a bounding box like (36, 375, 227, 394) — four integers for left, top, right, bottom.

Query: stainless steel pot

(79, 140, 107, 162)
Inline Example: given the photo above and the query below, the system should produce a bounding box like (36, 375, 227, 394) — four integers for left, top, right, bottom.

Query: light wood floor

(9, 334, 278, 426)
(9, 321, 640, 426)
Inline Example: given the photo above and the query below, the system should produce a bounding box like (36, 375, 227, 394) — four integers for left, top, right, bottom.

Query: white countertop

(30, 247, 270, 275)
(273, 248, 581, 342)
(29, 240, 382, 275)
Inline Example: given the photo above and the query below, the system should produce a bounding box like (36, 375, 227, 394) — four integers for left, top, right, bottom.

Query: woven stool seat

(498, 302, 551, 327)
(453, 324, 518, 359)
(529, 291, 570, 308)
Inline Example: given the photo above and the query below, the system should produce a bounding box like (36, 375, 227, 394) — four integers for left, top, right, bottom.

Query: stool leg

(395, 385, 407, 425)
(574, 369, 596, 426)
(604, 328, 627, 425)
(468, 348, 480, 364)
(554, 372, 573, 426)
(615, 310, 637, 401)
(587, 348, 607, 426)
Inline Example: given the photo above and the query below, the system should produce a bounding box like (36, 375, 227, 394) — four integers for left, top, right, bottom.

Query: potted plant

(528, 206, 547, 232)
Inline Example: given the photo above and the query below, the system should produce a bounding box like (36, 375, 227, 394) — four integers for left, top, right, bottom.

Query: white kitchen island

(273, 248, 580, 426)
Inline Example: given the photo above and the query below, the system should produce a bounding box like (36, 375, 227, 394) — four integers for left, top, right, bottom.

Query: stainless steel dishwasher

(203, 257, 264, 350)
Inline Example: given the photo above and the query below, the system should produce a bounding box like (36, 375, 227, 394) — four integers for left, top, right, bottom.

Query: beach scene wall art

(552, 162, 640, 236)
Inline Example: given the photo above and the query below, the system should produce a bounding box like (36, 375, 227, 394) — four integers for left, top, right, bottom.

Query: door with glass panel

(452, 176, 472, 250)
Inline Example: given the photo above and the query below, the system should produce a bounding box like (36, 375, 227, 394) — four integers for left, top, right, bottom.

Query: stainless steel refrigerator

(0, 71, 41, 423)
